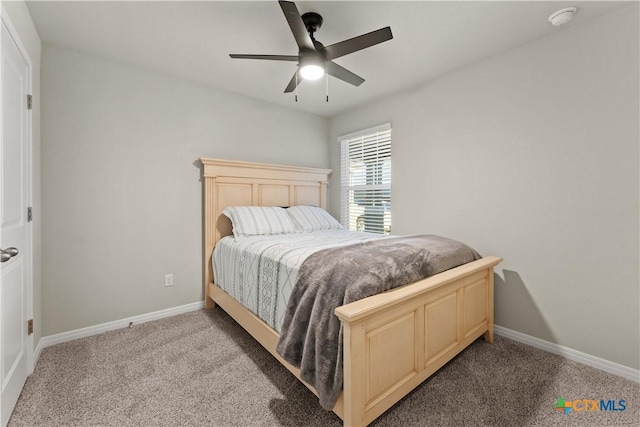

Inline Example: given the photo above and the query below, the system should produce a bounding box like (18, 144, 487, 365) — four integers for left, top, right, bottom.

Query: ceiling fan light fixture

(299, 54, 325, 80)
(300, 64, 324, 80)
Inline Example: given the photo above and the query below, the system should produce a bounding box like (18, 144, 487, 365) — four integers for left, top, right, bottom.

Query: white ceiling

(26, 1, 631, 118)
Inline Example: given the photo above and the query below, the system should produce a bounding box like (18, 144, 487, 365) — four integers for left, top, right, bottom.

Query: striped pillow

(222, 206, 297, 239)
(287, 206, 344, 232)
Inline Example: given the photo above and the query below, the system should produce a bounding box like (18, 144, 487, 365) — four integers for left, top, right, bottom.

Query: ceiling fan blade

(279, 1, 315, 51)
(326, 62, 365, 87)
(229, 54, 298, 61)
(323, 27, 393, 61)
(284, 69, 302, 93)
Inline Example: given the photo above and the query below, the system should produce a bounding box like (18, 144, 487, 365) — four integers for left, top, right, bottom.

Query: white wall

(329, 6, 639, 369)
(2, 0, 42, 347)
(41, 45, 328, 335)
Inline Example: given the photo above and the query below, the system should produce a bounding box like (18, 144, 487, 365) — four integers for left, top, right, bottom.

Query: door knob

(1, 247, 19, 257)
(1, 253, 10, 263)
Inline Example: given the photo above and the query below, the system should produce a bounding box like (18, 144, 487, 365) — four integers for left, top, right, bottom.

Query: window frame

(339, 123, 392, 235)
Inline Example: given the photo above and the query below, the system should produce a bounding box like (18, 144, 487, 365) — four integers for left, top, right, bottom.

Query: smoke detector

(548, 7, 577, 26)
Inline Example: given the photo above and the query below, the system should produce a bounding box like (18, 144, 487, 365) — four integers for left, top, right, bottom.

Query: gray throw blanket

(275, 234, 481, 410)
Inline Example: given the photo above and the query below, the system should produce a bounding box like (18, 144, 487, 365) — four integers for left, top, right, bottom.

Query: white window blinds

(340, 123, 391, 235)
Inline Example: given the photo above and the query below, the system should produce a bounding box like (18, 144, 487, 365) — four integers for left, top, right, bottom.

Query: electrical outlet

(165, 273, 173, 287)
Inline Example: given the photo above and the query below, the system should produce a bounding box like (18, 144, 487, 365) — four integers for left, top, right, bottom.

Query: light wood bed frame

(200, 157, 502, 426)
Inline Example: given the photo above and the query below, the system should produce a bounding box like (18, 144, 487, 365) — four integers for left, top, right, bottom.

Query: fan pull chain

(326, 72, 329, 102)
(295, 72, 298, 102)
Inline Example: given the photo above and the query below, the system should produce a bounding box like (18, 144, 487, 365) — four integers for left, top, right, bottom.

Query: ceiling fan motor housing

(301, 12, 323, 36)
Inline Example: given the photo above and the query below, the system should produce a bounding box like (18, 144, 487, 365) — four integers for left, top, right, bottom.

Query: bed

(200, 157, 502, 426)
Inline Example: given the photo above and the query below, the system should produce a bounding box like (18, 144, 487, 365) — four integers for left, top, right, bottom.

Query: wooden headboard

(199, 157, 332, 307)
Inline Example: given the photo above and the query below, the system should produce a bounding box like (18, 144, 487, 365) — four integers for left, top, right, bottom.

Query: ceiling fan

(229, 1, 393, 96)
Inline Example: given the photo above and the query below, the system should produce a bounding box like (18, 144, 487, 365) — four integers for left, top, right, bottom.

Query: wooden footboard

(207, 256, 501, 427)
(335, 256, 501, 426)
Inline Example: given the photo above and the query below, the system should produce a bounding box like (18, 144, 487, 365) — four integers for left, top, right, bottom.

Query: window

(340, 123, 391, 235)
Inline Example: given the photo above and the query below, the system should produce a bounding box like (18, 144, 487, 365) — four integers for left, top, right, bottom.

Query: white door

(0, 15, 32, 427)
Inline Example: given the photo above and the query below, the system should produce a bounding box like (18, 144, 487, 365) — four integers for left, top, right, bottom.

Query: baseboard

(38, 301, 205, 351)
(33, 338, 44, 370)
(34, 309, 638, 384)
(494, 325, 639, 383)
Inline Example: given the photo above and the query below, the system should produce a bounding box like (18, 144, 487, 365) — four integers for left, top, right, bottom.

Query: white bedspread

(213, 230, 382, 332)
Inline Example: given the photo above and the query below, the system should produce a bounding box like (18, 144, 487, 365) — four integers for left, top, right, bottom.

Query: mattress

(212, 230, 383, 332)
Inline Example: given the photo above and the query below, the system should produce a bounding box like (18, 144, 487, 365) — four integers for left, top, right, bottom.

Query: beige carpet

(8, 309, 639, 426)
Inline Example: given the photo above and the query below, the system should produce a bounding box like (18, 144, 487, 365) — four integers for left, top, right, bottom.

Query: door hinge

(27, 207, 32, 222)
(27, 94, 32, 110)
(27, 319, 33, 335)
